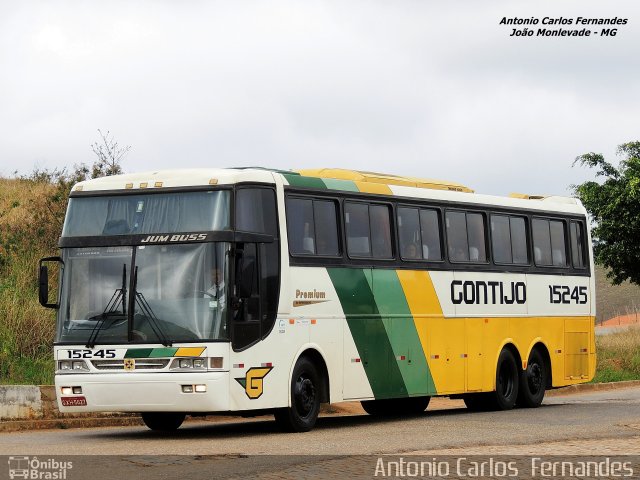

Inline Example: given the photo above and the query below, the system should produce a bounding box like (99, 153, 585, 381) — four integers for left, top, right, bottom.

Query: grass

(595, 265, 640, 324)
(0, 178, 58, 385)
(592, 326, 640, 383)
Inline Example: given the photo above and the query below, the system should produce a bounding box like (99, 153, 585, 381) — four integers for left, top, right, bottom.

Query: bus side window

(286, 198, 315, 254)
(420, 209, 442, 261)
(549, 220, 567, 267)
(345, 202, 371, 257)
(491, 214, 528, 265)
(570, 221, 586, 269)
(446, 211, 469, 262)
(532, 218, 567, 267)
(285, 197, 340, 256)
(466, 213, 486, 262)
(369, 205, 392, 259)
(398, 207, 422, 260)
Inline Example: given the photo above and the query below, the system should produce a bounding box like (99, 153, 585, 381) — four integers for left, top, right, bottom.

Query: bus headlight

(57, 360, 89, 373)
(170, 358, 206, 371)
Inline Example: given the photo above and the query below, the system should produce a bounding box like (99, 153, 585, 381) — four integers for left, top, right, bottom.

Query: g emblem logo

(235, 367, 273, 399)
(123, 359, 135, 371)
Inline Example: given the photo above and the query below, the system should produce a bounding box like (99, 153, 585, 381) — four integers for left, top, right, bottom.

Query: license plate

(61, 396, 87, 406)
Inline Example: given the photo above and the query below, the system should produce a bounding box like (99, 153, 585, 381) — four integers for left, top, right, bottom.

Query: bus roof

(71, 167, 585, 215)
(296, 168, 474, 193)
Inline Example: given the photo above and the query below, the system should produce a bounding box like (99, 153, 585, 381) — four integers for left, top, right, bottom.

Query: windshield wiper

(130, 266, 172, 347)
(86, 264, 127, 348)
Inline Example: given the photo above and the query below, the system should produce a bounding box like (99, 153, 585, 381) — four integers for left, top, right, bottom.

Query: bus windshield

(62, 190, 230, 237)
(56, 242, 229, 344)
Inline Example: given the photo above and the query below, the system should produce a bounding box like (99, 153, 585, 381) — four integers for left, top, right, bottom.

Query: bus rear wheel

(141, 412, 186, 431)
(518, 349, 547, 408)
(274, 357, 321, 432)
(487, 348, 519, 410)
(361, 396, 430, 416)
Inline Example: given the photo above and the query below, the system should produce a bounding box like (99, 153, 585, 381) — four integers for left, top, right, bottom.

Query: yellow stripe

(396, 271, 596, 394)
(354, 181, 392, 195)
(175, 347, 206, 357)
(396, 270, 459, 393)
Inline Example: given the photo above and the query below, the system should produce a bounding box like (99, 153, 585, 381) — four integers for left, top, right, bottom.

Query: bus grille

(91, 359, 170, 370)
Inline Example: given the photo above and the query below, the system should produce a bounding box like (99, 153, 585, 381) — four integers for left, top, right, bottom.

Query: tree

(90, 129, 130, 178)
(573, 141, 640, 285)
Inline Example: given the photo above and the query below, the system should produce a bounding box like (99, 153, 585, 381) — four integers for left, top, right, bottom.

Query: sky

(1, 0, 639, 196)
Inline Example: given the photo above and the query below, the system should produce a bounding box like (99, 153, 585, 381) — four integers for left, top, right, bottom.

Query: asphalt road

(1, 387, 639, 456)
(1, 387, 639, 479)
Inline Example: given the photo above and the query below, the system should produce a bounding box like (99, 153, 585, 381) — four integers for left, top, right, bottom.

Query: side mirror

(39, 257, 63, 309)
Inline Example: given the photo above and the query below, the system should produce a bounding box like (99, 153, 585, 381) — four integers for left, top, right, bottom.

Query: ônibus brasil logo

(8, 456, 73, 479)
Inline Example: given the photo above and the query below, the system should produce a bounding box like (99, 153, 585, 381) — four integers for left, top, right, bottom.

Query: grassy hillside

(0, 177, 61, 385)
(594, 265, 640, 324)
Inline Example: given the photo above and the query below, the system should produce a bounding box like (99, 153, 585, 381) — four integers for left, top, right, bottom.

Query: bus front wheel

(274, 357, 321, 432)
(141, 412, 186, 431)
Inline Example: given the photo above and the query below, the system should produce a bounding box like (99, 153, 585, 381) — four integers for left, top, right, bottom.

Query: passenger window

(570, 221, 586, 269)
(345, 202, 371, 257)
(286, 198, 315, 255)
(491, 215, 512, 264)
(549, 220, 567, 266)
(345, 202, 393, 259)
(446, 211, 469, 262)
(532, 218, 567, 267)
(286, 197, 339, 256)
(398, 207, 422, 260)
(510, 216, 528, 264)
(420, 209, 442, 260)
(370, 205, 392, 258)
(446, 211, 486, 263)
(491, 215, 528, 265)
(314, 201, 340, 256)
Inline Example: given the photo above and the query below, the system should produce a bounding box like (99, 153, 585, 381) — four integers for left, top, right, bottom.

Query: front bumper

(55, 371, 230, 413)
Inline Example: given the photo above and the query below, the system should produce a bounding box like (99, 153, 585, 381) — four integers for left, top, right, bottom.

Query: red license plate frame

(61, 396, 87, 406)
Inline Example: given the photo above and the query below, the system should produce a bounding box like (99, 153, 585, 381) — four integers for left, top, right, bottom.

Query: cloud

(1, 0, 638, 196)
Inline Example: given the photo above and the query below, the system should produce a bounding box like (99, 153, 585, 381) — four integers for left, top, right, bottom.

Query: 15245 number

(548, 285, 588, 305)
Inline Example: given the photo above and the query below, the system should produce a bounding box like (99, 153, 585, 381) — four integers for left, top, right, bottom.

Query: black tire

(361, 398, 395, 416)
(361, 396, 430, 416)
(485, 348, 519, 410)
(463, 393, 490, 411)
(518, 349, 547, 408)
(141, 412, 186, 431)
(274, 357, 321, 432)
(402, 396, 431, 414)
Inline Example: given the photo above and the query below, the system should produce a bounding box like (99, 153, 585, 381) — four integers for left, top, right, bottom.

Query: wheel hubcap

(294, 375, 316, 417)
(527, 363, 543, 394)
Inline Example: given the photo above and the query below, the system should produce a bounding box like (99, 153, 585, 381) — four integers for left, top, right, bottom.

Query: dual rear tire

(463, 347, 547, 411)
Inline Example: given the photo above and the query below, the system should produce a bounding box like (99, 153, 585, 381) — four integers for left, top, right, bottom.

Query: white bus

(40, 168, 595, 432)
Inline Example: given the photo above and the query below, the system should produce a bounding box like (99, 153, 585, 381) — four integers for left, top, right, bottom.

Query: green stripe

(369, 270, 434, 396)
(124, 348, 154, 358)
(149, 348, 179, 358)
(327, 268, 408, 399)
(283, 174, 327, 189)
(321, 178, 359, 192)
(124, 347, 178, 358)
